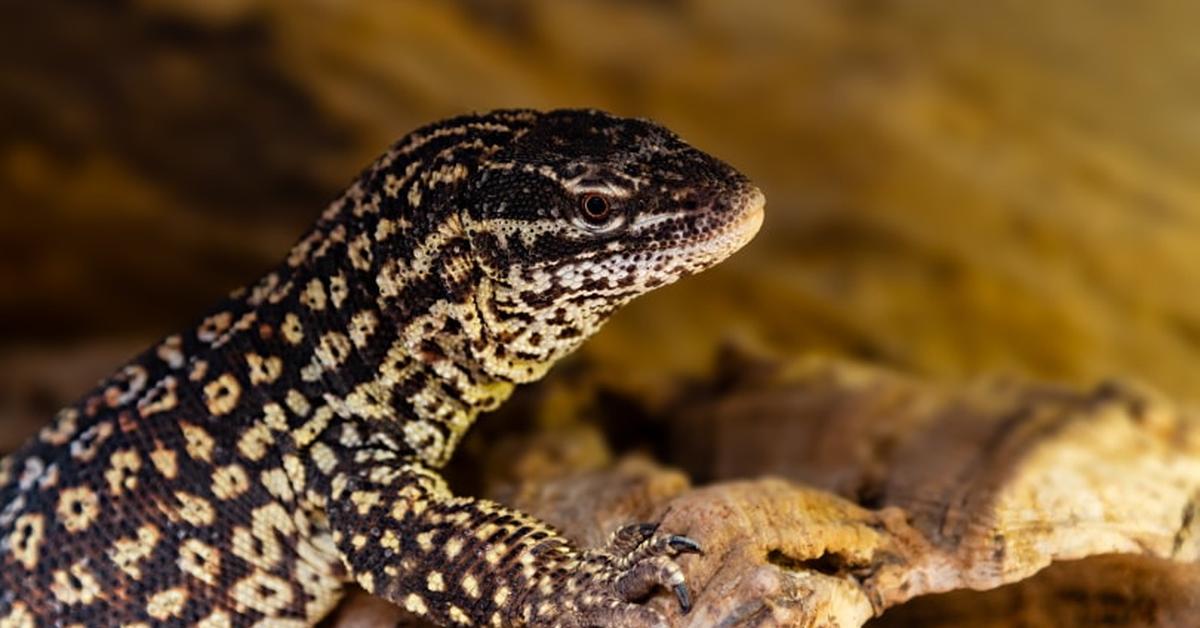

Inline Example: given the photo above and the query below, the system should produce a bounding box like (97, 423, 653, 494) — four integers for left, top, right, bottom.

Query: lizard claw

(668, 535, 703, 555)
(673, 582, 692, 613)
(635, 522, 661, 537)
(530, 524, 700, 626)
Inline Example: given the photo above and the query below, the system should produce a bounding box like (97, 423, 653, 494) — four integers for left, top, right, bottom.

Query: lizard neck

(212, 154, 527, 468)
(255, 212, 516, 469)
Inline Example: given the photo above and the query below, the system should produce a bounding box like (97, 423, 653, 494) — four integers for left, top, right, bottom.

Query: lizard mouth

(725, 185, 766, 250)
(619, 183, 765, 274)
(684, 184, 766, 265)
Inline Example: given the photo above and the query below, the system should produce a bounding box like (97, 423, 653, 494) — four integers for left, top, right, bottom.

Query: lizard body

(0, 109, 764, 627)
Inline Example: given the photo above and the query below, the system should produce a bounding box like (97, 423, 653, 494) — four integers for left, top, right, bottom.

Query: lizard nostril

(679, 188, 724, 212)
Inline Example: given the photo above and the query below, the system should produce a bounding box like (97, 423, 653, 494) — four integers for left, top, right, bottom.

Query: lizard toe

(606, 522, 660, 558)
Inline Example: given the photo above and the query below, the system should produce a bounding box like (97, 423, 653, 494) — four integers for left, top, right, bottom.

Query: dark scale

(0, 109, 764, 626)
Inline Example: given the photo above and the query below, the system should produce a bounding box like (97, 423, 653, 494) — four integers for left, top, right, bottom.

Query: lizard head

(462, 109, 765, 381)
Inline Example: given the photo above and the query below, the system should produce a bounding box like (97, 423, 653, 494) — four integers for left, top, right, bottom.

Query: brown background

(3, 0, 1199, 449)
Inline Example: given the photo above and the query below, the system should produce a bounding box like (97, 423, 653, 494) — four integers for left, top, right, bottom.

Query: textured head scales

(459, 109, 765, 381)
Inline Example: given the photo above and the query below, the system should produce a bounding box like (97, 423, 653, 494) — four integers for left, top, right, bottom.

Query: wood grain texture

(353, 355, 1195, 626)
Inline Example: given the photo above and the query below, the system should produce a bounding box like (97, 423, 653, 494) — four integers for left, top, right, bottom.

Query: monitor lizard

(0, 109, 765, 627)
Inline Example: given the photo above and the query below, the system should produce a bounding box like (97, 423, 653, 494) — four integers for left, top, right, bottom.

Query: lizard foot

(528, 523, 702, 627)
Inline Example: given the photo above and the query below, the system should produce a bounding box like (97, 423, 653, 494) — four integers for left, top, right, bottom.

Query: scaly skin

(0, 109, 764, 627)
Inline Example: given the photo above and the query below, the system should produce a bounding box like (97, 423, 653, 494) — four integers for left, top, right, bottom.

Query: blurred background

(2, 0, 1199, 447)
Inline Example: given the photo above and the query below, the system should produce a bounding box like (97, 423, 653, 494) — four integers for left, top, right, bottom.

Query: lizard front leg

(327, 461, 699, 627)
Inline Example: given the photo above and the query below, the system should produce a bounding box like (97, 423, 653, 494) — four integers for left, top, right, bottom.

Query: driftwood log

(332, 352, 1200, 626)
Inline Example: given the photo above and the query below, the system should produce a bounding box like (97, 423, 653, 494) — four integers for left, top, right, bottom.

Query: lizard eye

(570, 192, 626, 234)
(580, 194, 611, 223)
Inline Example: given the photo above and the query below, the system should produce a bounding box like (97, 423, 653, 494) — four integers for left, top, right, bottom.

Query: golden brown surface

(3, 2, 1199, 626)
(4, 1, 1200, 406)
(330, 355, 1200, 626)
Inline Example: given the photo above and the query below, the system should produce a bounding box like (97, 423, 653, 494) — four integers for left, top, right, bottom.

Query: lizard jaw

(726, 184, 766, 255)
(674, 183, 766, 271)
